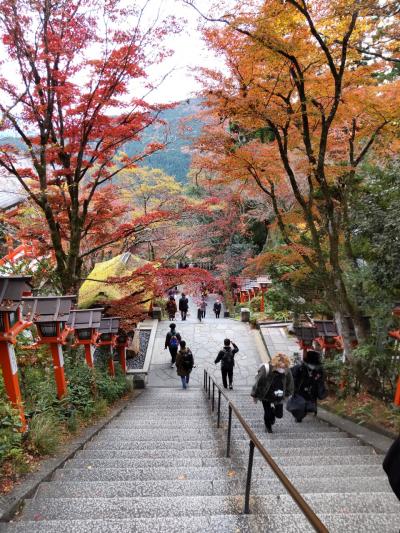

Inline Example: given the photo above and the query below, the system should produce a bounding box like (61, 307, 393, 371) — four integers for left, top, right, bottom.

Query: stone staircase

(1, 387, 399, 532)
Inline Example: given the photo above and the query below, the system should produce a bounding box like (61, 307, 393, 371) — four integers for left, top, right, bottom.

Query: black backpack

(182, 349, 194, 370)
(222, 347, 235, 367)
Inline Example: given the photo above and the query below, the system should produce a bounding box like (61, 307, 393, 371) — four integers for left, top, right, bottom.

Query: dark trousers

(169, 346, 178, 364)
(201, 309, 206, 318)
(214, 311, 220, 318)
(221, 366, 233, 388)
(262, 401, 283, 428)
(180, 310, 187, 320)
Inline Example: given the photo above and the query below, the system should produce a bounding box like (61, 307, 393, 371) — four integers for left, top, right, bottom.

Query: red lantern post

(23, 296, 75, 399)
(0, 276, 33, 430)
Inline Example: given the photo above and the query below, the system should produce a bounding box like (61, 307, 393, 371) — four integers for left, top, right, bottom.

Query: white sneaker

(170, 363, 175, 368)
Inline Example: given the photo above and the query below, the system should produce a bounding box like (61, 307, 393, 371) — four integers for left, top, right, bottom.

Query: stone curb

(317, 406, 395, 455)
(0, 390, 143, 523)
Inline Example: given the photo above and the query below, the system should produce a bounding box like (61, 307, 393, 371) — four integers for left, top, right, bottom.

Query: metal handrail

(203, 369, 328, 533)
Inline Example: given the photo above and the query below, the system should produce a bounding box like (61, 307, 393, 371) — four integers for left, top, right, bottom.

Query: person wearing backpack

(288, 349, 327, 423)
(176, 340, 194, 389)
(164, 323, 181, 368)
(251, 353, 294, 433)
(214, 338, 239, 390)
(179, 293, 189, 321)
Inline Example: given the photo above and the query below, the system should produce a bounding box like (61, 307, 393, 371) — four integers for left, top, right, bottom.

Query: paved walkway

(259, 325, 300, 360)
(148, 293, 262, 390)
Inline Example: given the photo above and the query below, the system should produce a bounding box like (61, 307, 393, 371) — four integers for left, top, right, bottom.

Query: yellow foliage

(78, 253, 150, 308)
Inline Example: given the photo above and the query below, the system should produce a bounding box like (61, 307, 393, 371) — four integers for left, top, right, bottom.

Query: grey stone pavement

(148, 293, 262, 390)
(259, 325, 300, 360)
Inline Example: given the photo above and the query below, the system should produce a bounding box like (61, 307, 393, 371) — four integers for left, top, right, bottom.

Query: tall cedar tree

(188, 0, 400, 354)
(0, 0, 178, 292)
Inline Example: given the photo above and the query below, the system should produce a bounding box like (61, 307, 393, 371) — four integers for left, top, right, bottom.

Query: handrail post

(226, 404, 232, 457)
(212, 382, 215, 412)
(217, 390, 221, 428)
(203, 369, 206, 390)
(208, 375, 211, 399)
(244, 440, 255, 514)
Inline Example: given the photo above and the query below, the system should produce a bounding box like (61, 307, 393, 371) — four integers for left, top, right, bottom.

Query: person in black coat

(214, 338, 239, 389)
(213, 300, 222, 318)
(164, 323, 181, 368)
(383, 436, 400, 500)
(179, 293, 189, 321)
(290, 350, 326, 422)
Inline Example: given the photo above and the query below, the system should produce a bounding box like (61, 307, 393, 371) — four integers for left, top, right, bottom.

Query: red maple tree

(0, 0, 179, 292)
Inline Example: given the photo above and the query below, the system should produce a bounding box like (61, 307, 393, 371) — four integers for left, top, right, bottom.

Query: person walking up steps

(251, 353, 294, 433)
(164, 323, 181, 368)
(215, 338, 238, 390)
(179, 293, 189, 321)
(176, 340, 194, 389)
(213, 300, 222, 318)
(287, 350, 327, 423)
(165, 296, 177, 321)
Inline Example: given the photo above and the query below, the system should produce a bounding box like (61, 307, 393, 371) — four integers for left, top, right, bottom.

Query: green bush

(95, 368, 129, 404)
(0, 395, 23, 465)
(28, 412, 62, 455)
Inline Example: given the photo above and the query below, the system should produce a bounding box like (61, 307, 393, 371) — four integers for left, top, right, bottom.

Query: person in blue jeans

(176, 340, 194, 389)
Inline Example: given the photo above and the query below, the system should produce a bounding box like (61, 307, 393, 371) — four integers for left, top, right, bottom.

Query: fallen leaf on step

(87, 466, 92, 470)
(227, 469, 236, 477)
(177, 474, 187, 480)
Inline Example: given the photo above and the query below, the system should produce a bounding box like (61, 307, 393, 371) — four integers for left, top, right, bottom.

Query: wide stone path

(148, 293, 262, 389)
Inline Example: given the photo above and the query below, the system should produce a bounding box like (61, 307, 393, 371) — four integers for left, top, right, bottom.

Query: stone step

(96, 429, 216, 439)
(75, 449, 227, 460)
(16, 496, 400, 532)
(230, 430, 349, 440)
(64, 457, 233, 469)
(251, 475, 393, 494)
(35, 479, 243, 499)
(0, 514, 309, 533)
(3, 513, 400, 533)
(53, 466, 244, 482)
(234, 444, 374, 457)
(84, 439, 216, 451)
(234, 437, 362, 448)
(21, 495, 246, 520)
(73, 449, 382, 466)
(20, 494, 400, 522)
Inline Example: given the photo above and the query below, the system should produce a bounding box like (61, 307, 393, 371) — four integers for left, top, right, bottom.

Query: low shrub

(28, 412, 62, 455)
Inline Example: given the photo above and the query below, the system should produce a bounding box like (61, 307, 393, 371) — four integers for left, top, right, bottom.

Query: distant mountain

(122, 98, 203, 182)
(0, 98, 203, 184)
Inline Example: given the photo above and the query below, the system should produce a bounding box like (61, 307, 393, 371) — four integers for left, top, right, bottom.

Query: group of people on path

(164, 323, 194, 389)
(251, 350, 327, 433)
(165, 291, 223, 322)
(166, 292, 189, 321)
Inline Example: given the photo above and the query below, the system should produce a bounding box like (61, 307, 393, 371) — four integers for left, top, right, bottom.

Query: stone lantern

(97, 317, 120, 376)
(68, 308, 103, 367)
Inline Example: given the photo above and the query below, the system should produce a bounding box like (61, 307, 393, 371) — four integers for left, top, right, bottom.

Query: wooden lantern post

(96, 317, 120, 377)
(68, 308, 103, 367)
(23, 296, 75, 399)
(0, 276, 33, 430)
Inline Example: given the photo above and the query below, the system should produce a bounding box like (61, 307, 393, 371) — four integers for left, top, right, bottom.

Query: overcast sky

(143, 0, 226, 103)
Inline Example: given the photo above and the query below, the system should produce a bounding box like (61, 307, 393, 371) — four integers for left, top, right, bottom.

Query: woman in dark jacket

(251, 353, 294, 433)
(383, 436, 400, 501)
(290, 349, 326, 422)
(176, 340, 194, 389)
